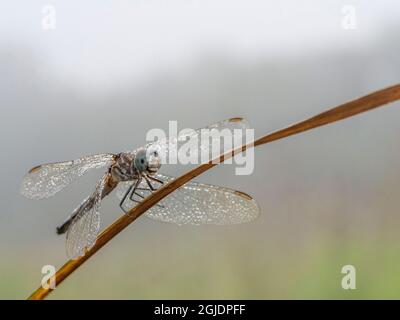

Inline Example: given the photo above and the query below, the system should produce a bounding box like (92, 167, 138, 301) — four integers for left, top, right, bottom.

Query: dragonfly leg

(120, 178, 142, 214)
(130, 177, 142, 196)
(147, 175, 164, 185)
(143, 175, 156, 191)
(119, 183, 134, 214)
(130, 189, 165, 208)
(142, 174, 164, 192)
(130, 191, 145, 201)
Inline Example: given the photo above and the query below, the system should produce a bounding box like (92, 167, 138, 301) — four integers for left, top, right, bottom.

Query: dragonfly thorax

(111, 152, 139, 182)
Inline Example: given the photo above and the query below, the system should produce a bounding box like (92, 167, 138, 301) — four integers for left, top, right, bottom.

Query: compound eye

(134, 151, 148, 172)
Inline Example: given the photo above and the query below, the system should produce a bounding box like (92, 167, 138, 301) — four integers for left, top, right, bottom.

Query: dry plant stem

(28, 84, 400, 300)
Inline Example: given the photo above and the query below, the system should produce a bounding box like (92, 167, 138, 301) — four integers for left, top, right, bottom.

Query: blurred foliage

(3, 232, 400, 299)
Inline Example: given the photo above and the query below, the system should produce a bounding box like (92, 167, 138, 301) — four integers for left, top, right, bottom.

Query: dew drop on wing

(116, 173, 260, 226)
(66, 173, 108, 259)
(20, 154, 115, 200)
(144, 118, 250, 164)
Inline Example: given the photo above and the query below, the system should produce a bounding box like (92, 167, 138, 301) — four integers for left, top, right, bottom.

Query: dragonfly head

(134, 147, 161, 175)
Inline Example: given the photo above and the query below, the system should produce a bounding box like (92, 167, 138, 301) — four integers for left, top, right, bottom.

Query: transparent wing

(20, 154, 115, 200)
(145, 118, 249, 164)
(66, 173, 108, 259)
(116, 174, 259, 225)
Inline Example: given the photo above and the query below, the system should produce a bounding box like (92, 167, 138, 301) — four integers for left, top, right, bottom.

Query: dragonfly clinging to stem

(20, 118, 260, 259)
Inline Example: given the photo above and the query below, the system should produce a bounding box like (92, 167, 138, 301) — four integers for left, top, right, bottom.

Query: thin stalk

(28, 84, 400, 300)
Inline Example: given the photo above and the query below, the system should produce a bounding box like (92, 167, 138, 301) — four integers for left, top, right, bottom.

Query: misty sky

(1, 0, 399, 93)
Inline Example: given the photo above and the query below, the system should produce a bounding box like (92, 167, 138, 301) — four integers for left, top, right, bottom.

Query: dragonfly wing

(145, 118, 250, 163)
(66, 173, 108, 259)
(116, 173, 260, 225)
(21, 153, 115, 200)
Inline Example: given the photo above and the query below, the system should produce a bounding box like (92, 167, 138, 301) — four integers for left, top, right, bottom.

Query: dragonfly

(20, 118, 260, 259)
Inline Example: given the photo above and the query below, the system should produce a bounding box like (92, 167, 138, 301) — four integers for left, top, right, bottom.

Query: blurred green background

(1, 0, 400, 299)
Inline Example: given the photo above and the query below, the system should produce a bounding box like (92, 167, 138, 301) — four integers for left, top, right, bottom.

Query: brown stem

(27, 84, 400, 300)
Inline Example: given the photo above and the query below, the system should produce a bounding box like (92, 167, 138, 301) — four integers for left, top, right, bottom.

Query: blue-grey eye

(134, 151, 147, 172)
